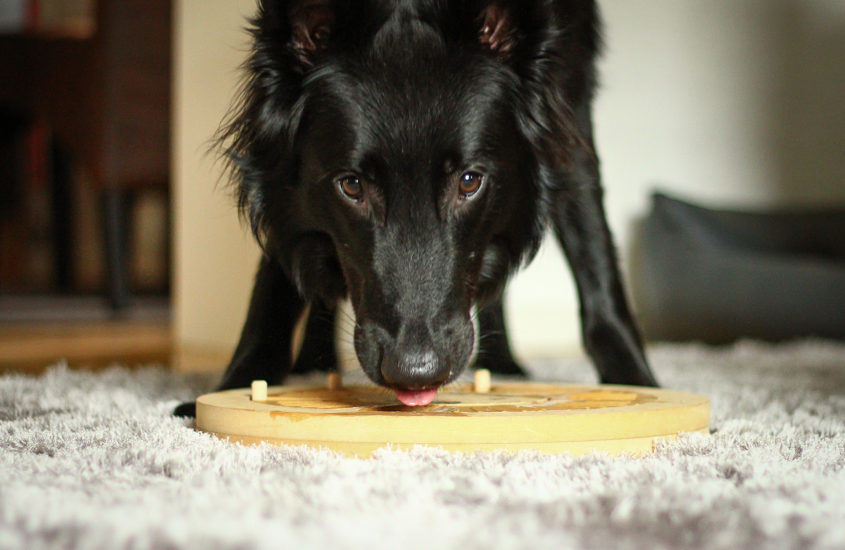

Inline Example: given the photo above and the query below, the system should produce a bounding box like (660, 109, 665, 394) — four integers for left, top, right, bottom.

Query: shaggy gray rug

(1, 340, 844, 550)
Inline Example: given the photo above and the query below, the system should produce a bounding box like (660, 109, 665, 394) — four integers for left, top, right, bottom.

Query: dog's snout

(380, 348, 449, 389)
(356, 315, 474, 391)
(379, 319, 450, 389)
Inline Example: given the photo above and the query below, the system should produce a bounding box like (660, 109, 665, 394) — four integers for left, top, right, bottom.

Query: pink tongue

(394, 389, 438, 407)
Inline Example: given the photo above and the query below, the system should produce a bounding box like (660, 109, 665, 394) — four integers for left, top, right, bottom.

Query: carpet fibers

(1, 340, 844, 550)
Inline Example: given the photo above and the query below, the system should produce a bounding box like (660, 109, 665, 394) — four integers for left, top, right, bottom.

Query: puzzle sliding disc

(195, 378, 709, 457)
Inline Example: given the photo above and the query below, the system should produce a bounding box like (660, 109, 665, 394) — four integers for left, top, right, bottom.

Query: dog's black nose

(376, 317, 457, 391)
(355, 314, 474, 402)
(380, 347, 450, 390)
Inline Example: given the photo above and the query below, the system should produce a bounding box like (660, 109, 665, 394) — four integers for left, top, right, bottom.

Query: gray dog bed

(632, 192, 845, 343)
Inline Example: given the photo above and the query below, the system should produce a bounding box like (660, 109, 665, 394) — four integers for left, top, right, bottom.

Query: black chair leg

(103, 188, 130, 313)
(50, 140, 73, 292)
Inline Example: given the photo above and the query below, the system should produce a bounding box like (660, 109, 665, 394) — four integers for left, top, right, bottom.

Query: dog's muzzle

(356, 314, 474, 406)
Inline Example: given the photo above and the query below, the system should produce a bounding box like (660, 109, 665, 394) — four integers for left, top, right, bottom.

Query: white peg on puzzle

(327, 372, 342, 391)
(251, 380, 268, 401)
(474, 369, 491, 393)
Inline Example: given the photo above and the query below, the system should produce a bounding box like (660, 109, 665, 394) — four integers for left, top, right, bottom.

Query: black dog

(176, 0, 657, 415)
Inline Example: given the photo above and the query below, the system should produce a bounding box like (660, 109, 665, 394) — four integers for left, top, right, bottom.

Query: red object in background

(26, 0, 39, 31)
(25, 121, 48, 190)
(0, 0, 96, 38)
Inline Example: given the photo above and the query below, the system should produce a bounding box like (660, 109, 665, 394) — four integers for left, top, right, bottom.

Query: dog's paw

(173, 401, 196, 418)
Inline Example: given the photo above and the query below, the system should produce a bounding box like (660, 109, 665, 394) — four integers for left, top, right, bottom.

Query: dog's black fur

(175, 0, 657, 417)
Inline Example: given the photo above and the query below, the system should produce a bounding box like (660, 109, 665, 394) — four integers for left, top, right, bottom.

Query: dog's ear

(286, 0, 335, 66)
(477, 3, 516, 55)
(471, 0, 599, 170)
(258, 0, 336, 68)
(217, 0, 337, 243)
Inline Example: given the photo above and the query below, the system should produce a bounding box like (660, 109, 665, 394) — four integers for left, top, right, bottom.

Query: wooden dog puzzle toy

(195, 369, 709, 458)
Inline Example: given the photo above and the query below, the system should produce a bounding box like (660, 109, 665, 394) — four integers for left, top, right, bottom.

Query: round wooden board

(196, 381, 709, 458)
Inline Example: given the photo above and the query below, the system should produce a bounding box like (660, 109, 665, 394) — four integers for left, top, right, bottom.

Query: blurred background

(1, 0, 843, 375)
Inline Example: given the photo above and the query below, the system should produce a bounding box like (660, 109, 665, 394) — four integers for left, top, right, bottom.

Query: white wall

(172, 0, 261, 362)
(506, 0, 845, 357)
(173, 0, 845, 365)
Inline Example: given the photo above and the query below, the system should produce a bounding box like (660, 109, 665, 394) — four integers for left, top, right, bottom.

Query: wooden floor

(0, 320, 174, 374)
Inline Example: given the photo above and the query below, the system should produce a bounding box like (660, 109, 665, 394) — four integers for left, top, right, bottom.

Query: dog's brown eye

(312, 26, 331, 49)
(338, 176, 364, 202)
(458, 172, 484, 198)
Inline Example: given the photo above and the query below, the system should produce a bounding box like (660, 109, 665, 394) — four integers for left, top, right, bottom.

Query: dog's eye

(337, 176, 364, 203)
(312, 26, 331, 49)
(458, 172, 484, 199)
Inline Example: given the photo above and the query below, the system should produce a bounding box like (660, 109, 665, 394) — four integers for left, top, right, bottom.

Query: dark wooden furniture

(0, 0, 171, 310)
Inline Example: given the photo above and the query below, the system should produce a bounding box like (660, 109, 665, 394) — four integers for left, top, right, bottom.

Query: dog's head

(221, 0, 598, 401)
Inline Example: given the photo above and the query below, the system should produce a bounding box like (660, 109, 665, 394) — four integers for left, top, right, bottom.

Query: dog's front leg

(216, 254, 306, 390)
(473, 297, 528, 377)
(291, 300, 338, 374)
(549, 106, 658, 387)
(173, 254, 305, 417)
